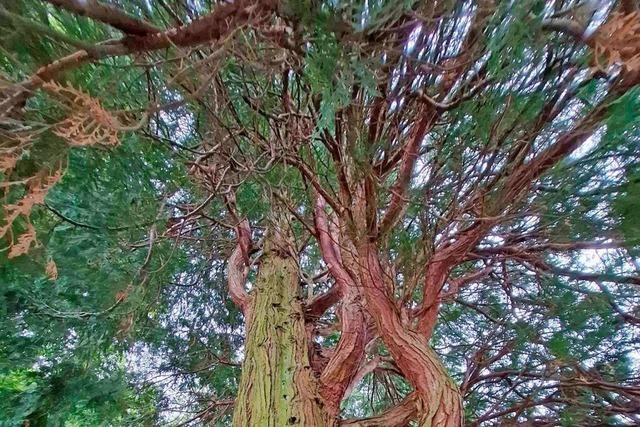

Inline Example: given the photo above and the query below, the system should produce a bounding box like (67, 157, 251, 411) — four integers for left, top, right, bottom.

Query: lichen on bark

(232, 226, 327, 427)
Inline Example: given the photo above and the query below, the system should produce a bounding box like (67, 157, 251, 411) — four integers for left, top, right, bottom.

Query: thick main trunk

(232, 231, 327, 426)
(358, 242, 463, 426)
(231, 223, 461, 426)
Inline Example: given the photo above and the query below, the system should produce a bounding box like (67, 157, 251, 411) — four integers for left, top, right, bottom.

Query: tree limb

(44, 0, 161, 36)
(314, 195, 368, 416)
(1, 0, 278, 117)
(378, 109, 436, 237)
(340, 393, 418, 426)
(227, 218, 252, 314)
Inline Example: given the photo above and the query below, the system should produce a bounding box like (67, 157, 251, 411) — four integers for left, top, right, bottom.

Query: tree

(2, 0, 640, 425)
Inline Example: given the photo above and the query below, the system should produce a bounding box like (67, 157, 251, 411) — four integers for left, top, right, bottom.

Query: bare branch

(378, 109, 436, 237)
(44, 0, 161, 36)
(314, 195, 368, 416)
(227, 219, 252, 314)
(1, 0, 278, 117)
(340, 393, 418, 426)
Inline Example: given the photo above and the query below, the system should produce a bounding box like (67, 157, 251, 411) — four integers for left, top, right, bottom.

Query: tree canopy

(1, 0, 640, 425)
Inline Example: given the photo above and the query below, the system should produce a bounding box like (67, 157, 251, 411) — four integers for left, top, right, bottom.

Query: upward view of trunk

(358, 242, 463, 427)
(6, 1, 640, 426)
(230, 207, 463, 426)
(232, 226, 328, 427)
(231, 229, 462, 426)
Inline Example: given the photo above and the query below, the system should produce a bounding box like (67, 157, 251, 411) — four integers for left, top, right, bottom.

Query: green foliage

(2, 0, 640, 425)
(1, 128, 191, 424)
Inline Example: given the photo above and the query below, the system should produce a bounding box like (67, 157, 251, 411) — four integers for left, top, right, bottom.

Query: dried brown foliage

(7, 222, 36, 258)
(45, 259, 58, 280)
(1, 169, 62, 258)
(0, 153, 18, 174)
(1, 83, 123, 259)
(0, 132, 34, 177)
(43, 82, 121, 147)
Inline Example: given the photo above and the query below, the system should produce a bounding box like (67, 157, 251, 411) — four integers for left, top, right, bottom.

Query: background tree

(1, 0, 640, 425)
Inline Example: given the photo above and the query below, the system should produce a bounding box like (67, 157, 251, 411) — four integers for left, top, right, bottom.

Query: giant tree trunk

(230, 218, 462, 426)
(232, 228, 328, 427)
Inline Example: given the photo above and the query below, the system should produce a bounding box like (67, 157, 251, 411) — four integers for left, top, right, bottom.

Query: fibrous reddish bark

(227, 218, 252, 314)
(358, 242, 463, 426)
(315, 197, 368, 416)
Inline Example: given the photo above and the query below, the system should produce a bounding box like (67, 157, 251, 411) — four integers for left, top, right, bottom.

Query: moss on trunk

(232, 230, 327, 427)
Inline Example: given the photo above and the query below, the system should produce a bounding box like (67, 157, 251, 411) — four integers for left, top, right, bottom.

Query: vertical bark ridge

(315, 196, 368, 416)
(357, 242, 463, 426)
(318, 289, 367, 417)
(232, 229, 327, 427)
